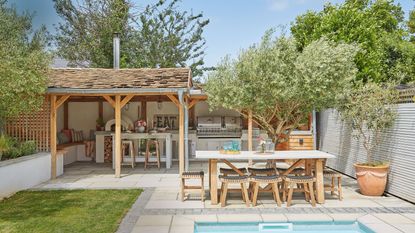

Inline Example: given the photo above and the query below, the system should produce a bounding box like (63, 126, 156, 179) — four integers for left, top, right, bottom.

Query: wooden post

(50, 95, 57, 179)
(98, 100, 103, 120)
(140, 100, 147, 120)
(248, 110, 253, 151)
(179, 102, 185, 175)
(63, 102, 68, 129)
(115, 95, 121, 178)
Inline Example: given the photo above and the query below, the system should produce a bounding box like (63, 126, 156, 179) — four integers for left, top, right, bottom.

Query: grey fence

(318, 103, 415, 203)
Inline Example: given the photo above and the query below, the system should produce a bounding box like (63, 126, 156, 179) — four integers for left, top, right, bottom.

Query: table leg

(209, 159, 218, 205)
(315, 159, 325, 204)
(166, 135, 172, 169)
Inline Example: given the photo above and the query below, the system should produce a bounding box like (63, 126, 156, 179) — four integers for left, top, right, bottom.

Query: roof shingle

(47, 68, 192, 90)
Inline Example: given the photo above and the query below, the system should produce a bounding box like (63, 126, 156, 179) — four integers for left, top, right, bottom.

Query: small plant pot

(137, 126, 145, 133)
(354, 163, 389, 196)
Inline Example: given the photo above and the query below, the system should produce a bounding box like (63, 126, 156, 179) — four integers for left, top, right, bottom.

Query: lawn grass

(0, 189, 142, 233)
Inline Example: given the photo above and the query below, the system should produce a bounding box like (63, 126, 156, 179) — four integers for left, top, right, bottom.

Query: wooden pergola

(47, 68, 207, 178)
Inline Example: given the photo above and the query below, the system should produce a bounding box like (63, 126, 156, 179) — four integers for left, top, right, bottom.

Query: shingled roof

(47, 68, 192, 91)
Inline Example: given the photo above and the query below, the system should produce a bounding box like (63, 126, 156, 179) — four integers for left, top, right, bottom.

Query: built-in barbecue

(196, 116, 242, 138)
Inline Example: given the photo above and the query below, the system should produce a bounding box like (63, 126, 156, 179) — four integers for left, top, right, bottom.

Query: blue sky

(8, 0, 415, 68)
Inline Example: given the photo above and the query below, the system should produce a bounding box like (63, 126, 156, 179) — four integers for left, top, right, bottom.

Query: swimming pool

(194, 221, 375, 233)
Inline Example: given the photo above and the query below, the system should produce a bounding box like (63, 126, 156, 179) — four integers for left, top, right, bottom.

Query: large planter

(354, 163, 389, 196)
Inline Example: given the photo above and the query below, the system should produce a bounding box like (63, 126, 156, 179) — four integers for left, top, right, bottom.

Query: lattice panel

(4, 98, 50, 152)
(398, 87, 415, 104)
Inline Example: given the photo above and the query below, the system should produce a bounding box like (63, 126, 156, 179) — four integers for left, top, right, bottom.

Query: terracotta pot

(354, 163, 389, 196)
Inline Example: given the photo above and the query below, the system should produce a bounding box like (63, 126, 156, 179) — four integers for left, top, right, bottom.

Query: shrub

(2, 138, 37, 160)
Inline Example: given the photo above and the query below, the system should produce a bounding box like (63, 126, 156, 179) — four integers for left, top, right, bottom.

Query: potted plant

(337, 82, 398, 196)
(135, 120, 147, 133)
(96, 117, 105, 131)
(0, 135, 11, 160)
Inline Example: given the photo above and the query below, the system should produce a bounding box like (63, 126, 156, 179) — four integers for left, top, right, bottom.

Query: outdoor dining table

(195, 150, 336, 205)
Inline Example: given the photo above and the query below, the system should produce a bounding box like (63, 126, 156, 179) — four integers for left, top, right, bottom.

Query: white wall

(0, 153, 59, 199)
(194, 101, 240, 117)
(147, 102, 178, 128)
(57, 104, 64, 132)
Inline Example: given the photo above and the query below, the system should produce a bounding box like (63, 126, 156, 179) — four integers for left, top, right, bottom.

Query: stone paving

(35, 161, 415, 233)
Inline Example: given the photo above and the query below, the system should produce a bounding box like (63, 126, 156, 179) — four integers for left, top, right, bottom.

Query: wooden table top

(195, 150, 336, 160)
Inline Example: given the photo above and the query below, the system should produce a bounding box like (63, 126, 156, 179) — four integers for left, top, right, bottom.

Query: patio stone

(373, 213, 415, 224)
(363, 223, 402, 233)
(217, 214, 262, 222)
(135, 215, 172, 226)
(357, 214, 385, 224)
(171, 215, 196, 226)
(329, 213, 364, 221)
(285, 213, 332, 222)
(393, 223, 415, 233)
(169, 226, 194, 233)
(145, 200, 204, 209)
(261, 214, 287, 222)
(131, 226, 169, 233)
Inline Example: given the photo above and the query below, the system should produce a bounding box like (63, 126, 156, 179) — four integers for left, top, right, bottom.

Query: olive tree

(204, 31, 358, 144)
(337, 82, 398, 164)
(0, 1, 50, 129)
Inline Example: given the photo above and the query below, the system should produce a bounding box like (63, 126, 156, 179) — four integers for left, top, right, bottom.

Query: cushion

(73, 131, 84, 142)
(57, 132, 70, 144)
(61, 129, 73, 143)
(70, 129, 75, 142)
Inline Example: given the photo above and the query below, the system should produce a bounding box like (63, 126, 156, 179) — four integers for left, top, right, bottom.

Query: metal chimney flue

(113, 32, 120, 69)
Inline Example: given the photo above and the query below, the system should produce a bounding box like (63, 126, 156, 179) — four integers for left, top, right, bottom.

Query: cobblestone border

(116, 188, 155, 233)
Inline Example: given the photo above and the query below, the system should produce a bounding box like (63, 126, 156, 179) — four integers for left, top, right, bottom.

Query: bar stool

(284, 175, 316, 207)
(248, 168, 282, 207)
(323, 169, 343, 200)
(220, 167, 247, 176)
(219, 175, 250, 207)
(121, 140, 135, 168)
(145, 139, 160, 169)
(180, 171, 205, 202)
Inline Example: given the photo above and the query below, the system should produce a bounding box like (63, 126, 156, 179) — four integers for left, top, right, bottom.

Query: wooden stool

(121, 140, 135, 168)
(219, 175, 250, 207)
(180, 171, 205, 202)
(284, 175, 316, 207)
(324, 169, 343, 200)
(250, 175, 283, 207)
(220, 167, 247, 176)
(145, 139, 160, 169)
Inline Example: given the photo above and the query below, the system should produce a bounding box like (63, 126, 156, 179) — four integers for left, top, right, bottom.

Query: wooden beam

(55, 95, 70, 109)
(102, 95, 115, 108)
(114, 95, 121, 178)
(63, 102, 68, 130)
(140, 101, 147, 120)
(178, 101, 185, 174)
(167, 94, 180, 107)
(248, 110, 253, 151)
(50, 95, 57, 179)
(98, 100, 103, 119)
(188, 99, 199, 109)
(120, 94, 134, 108)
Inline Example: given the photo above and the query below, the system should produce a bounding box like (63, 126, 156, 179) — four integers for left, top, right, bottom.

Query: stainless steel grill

(197, 116, 242, 138)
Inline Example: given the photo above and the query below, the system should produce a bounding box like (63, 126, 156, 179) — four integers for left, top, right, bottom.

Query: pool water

(194, 221, 375, 233)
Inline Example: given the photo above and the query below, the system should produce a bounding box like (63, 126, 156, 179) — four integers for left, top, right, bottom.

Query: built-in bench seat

(57, 141, 94, 165)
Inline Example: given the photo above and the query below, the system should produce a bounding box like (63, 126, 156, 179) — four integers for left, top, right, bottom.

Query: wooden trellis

(4, 97, 51, 152)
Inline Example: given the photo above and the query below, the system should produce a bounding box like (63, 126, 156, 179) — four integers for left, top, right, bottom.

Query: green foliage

(0, 1, 50, 122)
(54, 0, 209, 77)
(127, 0, 209, 77)
(1, 137, 37, 160)
(54, 0, 132, 68)
(291, 0, 415, 84)
(337, 82, 399, 163)
(0, 135, 11, 155)
(409, 9, 415, 42)
(0, 189, 142, 233)
(205, 30, 358, 143)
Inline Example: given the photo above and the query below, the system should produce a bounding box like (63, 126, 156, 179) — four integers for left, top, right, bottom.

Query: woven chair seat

(323, 170, 342, 178)
(285, 175, 315, 183)
(220, 167, 247, 175)
(250, 175, 282, 183)
(219, 175, 248, 183)
(248, 167, 277, 175)
(181, 171, 204, 179)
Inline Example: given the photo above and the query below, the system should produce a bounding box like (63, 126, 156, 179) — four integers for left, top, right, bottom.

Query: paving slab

(135, 215, 172, 226)
(285, 213, 332, 222)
